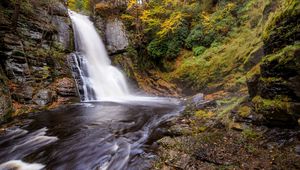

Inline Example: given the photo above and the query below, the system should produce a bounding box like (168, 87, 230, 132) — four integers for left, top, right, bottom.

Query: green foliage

(263, 0, 300, 54)
(68, 0, 90, 12)
(122, 0, 200, 67)
(185, 2, 239, 49)
(242, 128, 261, 140)
(147, 24, 189, 61)
(192, 46, 206, 56)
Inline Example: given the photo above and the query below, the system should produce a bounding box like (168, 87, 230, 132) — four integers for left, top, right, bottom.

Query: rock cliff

(247, 0, 300, 127)
(0, 0, 78, 122)
(92, 0, 180, 97)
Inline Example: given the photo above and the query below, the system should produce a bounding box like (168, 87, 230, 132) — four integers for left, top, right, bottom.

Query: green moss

(252, 96, 291, 115)
(246, 64, 261, 79)
(218, 96, 247, 117)
(195, 110, 214, 119)
(170, 25, 262, 91)
(264, 43, 300, 64)
(242, 128, 261, 140)
(238, 106, 251, 118)
(263, 0, 300, 54)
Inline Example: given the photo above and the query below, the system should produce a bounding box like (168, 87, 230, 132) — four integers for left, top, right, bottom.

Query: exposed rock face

(113, 53, 181, 97)
(55, 77, 77, 97)
(105, 18, 129, 54)
(33, 89, 56, 106)
(93, 1, 181, 96)
(244, 46, 265, 71)
(0, 0, 78, 122)
(247, 0, 300, 127)
(93, 1, 129, 55)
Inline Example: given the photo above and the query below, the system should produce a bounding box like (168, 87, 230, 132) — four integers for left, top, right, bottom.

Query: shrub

(192, 46, 206, 56)
(147, 24, 189, 61)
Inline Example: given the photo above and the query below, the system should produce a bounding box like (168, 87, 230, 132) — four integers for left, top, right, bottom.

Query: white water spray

(69, 11, 130, 101)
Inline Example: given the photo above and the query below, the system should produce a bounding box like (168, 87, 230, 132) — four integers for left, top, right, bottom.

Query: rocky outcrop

(105, 18, 129, 54)
(263, 0, 299, 54)
(93, 1, 129, 55)
(113, 53, 180, 97)
(247, 0, 300, 127)
(93, 1, 181, 96)
(0, 0, 78, 122)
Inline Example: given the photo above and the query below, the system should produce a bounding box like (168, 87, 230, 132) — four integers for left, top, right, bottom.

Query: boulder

(12, 86, 34, 104)
(33, 89, 56, 106)
(105, 18, 129, 54)
(247, 43, 300, 127)
(5, 57, 30, 83)
(56, 78, 77, 97)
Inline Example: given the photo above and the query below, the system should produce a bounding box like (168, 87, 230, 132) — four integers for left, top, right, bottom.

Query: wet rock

(56, 78, 77, 97)
(12, 86, 34, 104)
(192, 93, 204, 104)
(94, 15, 106, 43)
(19, 27, 43, 41)
(105, 18, 129, 54)
(0, 0, 76, 119)
(247, 74, 260, 99)
(33, 89, 56, 106)
(193, 148, 224, 165)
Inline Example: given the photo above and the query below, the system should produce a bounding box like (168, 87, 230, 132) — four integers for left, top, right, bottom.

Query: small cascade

(69, 52, 96, 101)
(69, 11, 130, 101)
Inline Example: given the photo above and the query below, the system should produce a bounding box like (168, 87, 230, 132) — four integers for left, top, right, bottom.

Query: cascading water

(0, 11, 184, 170)
(69, 11, 130, 101)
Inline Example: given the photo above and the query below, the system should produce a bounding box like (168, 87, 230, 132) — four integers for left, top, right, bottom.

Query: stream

(0, 99, 183, 170)
(0, 11, 183, 170)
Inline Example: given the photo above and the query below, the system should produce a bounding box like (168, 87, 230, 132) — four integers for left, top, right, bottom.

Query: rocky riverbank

(153, 91, 300, 169)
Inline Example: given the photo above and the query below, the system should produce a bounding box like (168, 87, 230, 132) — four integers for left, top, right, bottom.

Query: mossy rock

(248, 44, 300, 100)
(238, 106, 251, 118)
(263, 0, 300, 54)
(261, 44, 300, 79)
(258, 77, 299, 101)
(252, 96, 299, 126)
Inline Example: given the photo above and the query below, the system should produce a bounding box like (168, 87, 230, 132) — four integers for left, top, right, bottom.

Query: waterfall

(69, 11, 130, 101)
